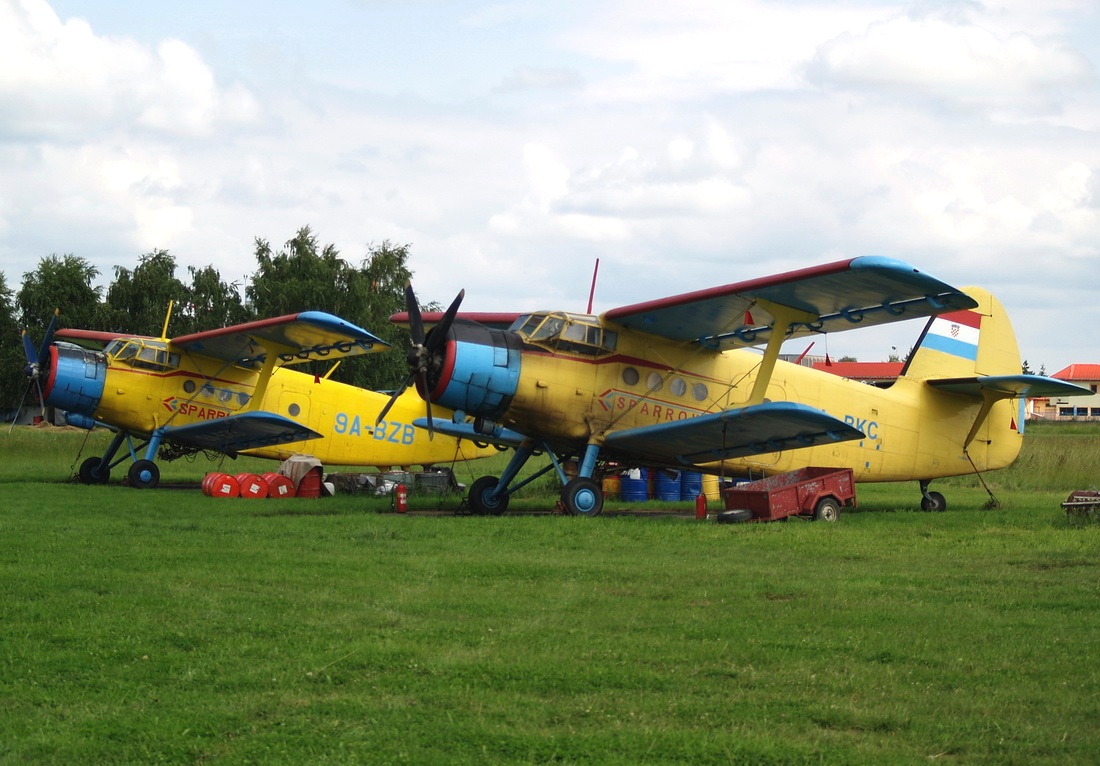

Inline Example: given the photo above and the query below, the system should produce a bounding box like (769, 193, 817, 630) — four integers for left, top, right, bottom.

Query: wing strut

(746, 300, 819, 406)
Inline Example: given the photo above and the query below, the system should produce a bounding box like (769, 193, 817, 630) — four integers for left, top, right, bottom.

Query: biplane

(17, 308, 493, 488)
(386, 256, 1090, 515)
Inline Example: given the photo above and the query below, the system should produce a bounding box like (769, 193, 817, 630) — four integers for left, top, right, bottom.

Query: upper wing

(602, 256, 978, 351)
(160, 411, 321, 453)
(602, 401, 864, 466)
(170, 312, 388, 368)
(55, 329, 150, 349)
(390, 311, 522, 332)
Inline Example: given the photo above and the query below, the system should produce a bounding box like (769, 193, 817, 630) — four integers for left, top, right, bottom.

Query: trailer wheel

(813, 497, 841, 522)
(717, 509, 753, 524)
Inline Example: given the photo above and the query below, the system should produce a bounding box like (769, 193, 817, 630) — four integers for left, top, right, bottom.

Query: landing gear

(919, 480, 947, 512)
(78, 456, 110, 484)
(127, 459, 160, 489)
(469, 475, 508, 516)
(562, 477, 603, 516)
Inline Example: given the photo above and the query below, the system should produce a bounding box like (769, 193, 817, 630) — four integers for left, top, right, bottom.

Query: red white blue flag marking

(924, 310, 981, 361)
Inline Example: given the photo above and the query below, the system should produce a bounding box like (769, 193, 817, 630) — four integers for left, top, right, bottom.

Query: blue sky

(2, 0, 1098, 373)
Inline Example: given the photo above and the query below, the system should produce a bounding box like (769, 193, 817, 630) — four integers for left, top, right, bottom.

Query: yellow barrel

(601, 474, 621, 500)
(702, 473, 721, 501)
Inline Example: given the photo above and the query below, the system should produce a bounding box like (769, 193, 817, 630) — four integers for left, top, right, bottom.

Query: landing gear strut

(919, 480, 946, 512)
(466, 441, 607, 516)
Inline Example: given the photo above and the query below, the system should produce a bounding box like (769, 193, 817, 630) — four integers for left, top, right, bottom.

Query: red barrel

(205, 473, 240, 498)
(235, 473, 268, 499)
(297, 467, 322, 498)
(262, 472, 296, 498)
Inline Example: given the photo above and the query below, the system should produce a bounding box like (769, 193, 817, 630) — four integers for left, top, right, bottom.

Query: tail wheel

(920, 491, 947, 512)
(562, 477, 604, 517)
(78, 456, 110, 485)
(813, 497, 841, 522)
(469, 475, 508, 516)
(127, 459, 160, 490)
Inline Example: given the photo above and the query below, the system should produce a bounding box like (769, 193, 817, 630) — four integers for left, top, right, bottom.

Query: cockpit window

(510, 312, 617, 356)
(107, 339, 180, 371)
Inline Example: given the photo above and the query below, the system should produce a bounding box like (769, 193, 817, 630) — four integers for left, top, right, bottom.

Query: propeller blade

(37, 309, 59, 368)
(425, 289, 464, 354)
(375, 370, 416, 425)
(7, 379, 36, 434)
(405, 283, 424, 346)
(21, 330, 37, 365)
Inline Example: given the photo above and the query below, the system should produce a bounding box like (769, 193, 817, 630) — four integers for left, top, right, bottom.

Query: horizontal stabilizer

(603, 401, 864, 466)
(163, 412, 321, 453)
(413, 417, 527, 448)
(928, 375, 1092, 399)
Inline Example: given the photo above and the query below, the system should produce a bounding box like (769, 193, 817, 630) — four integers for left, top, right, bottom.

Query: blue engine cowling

(44, 346, 107, 416)
(423, 320, 522, 420)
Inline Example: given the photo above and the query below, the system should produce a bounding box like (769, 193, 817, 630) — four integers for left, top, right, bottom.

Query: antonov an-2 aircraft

(384, 256, 1089, 516)
(17, 309, 494, 488)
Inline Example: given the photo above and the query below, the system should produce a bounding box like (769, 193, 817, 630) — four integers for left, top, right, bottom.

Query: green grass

(0, 423, 1098, 763)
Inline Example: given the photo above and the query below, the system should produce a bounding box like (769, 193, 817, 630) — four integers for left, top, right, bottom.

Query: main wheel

(78, 456, 110, 484)
(920, 491, 947, 512)
(127, 459, 160, 489)
(813, 497, 841, 522)
(562, 477, 604, 516)
(468, 475, 508, 516)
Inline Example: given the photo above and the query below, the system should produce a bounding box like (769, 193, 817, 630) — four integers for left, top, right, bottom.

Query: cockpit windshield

(509, 312, 617, 356)
(105, 338, 180, 372)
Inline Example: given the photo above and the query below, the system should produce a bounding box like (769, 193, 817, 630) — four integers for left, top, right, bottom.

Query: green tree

(0, 272, 26, 411)
(101, 250, 188, 337)
(246, 227, 416, 391)
(17, 254, 102, 334)
(180, 265, 253, 334)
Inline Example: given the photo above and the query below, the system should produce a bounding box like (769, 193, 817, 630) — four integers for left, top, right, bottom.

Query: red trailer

(719, 467, 855, 523)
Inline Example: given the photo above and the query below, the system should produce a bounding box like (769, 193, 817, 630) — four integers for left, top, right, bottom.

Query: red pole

(586, 258, 600, 314)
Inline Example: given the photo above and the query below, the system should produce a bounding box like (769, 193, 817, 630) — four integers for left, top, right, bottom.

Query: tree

(246, 227, 415, 391)
(101, 250, 188, 337)
(180, 265, 252, 334)
(0, 272, 25, 411)
(17, 254, 102, 334)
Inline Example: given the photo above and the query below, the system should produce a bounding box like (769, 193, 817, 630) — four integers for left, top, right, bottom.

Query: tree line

(0, 226, 423, 411)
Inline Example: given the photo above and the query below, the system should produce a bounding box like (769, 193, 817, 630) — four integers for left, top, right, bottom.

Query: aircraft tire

(469, 475, 508, 516)
(717, 509, 752, 523)
(562, 477, 603, 517)
(813, 497, 841, 522)
(128, 459, 160, 490)
(78, 456, 110, 485)
(920, 491, 947, 512)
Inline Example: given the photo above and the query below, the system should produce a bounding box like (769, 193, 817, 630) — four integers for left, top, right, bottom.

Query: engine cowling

(422, 319, 522, 420)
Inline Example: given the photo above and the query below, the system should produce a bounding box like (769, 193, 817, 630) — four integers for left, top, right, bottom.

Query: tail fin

(903, 287, 1020, 380)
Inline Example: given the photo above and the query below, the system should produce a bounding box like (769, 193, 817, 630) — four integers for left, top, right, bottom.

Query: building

(1031, 364, 1100, 421)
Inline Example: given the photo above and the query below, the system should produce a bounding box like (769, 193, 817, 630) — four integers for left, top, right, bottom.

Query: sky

(1, 0, 1098, 374)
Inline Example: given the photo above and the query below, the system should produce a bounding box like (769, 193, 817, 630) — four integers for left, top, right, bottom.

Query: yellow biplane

(18, 308, 493, 488)
(387, 256, 1090, 516)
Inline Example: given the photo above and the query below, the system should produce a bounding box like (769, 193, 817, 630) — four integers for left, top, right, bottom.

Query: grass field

(1, 423, 1098, 764)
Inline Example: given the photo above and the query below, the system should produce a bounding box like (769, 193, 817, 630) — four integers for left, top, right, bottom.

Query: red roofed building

(811, 360, 904, 387)
(1032, 364, 1100, 420)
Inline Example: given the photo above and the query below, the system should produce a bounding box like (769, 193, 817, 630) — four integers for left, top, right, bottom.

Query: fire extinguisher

(395, 483, 408, 513)
(695, 493, 707, 520)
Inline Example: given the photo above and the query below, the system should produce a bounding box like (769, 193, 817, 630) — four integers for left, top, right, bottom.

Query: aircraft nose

(428, 320, 522, 419)
(43, 346, 108, 416)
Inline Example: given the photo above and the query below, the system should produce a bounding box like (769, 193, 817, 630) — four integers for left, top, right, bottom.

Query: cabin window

(109, 339, 179, 372)
(646, 372, 663, 391)
(288, 403, 301, 417)
(692, 383, 708, 401)
(622, 367, 640, 386)
(183, 380, 196, 394)
(670, 377, 687, 397)
(512, 312, 617, 356)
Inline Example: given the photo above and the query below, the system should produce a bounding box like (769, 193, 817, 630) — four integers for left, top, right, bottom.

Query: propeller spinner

(376, 285, 464, 439)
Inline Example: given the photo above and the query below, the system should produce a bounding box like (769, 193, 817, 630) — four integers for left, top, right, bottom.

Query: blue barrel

(680, 470, 704, 500)
(654, 469, 682, 501)
(619, 468, 649, 502)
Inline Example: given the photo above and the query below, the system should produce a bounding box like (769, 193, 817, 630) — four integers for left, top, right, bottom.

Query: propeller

(376, 284, 465, 439)
(9, 309, 59, 432)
